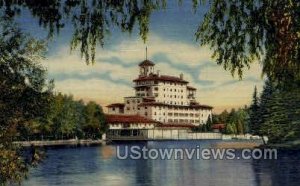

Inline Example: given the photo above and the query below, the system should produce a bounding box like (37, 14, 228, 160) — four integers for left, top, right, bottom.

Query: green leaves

(249, 79, 300, 144)
(0, 22, 50, 185)
(196, 0, 300, 83)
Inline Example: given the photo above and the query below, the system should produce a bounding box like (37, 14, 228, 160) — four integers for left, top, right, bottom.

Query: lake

(23, 140, 300, 186)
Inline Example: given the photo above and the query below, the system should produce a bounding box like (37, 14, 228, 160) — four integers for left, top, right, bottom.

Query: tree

(225, 122, 236, 135)
(218, 110, 229, 123)
(84, 101, 106, 139)
(249, 86, 260, 134)
(0, 21, 51, 184)
(259, 82, 300, 143)
(196, 0, 300, 84)
(205, 117, 213, 132)
(220, 108, 249, 135)
(0, 1, 298, 82)
(0, 0, 166, 64)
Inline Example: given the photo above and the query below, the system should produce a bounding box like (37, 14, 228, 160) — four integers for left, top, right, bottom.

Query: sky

(20, 1, 264, 113)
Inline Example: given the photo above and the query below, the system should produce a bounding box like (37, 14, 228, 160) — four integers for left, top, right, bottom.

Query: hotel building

(106, 58, 213, 127)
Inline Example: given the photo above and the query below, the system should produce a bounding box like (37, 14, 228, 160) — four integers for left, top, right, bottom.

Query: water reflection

(253, 150, 300, 186)
(23, 141, 300, 186)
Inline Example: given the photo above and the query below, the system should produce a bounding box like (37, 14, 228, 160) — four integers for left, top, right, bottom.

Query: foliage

(249, 86, 260, 134)
(214, 108, 249, 135)
(0, 21, 107, 184)
(0, 0, 298, 82)
(84, 101, 107, 139)
(248, 79, 300, 143)
(0, 0, 166, 64)
(195, 0, 300, 84)
(22, 93, 107, 140)
(0, 21, 51, 185)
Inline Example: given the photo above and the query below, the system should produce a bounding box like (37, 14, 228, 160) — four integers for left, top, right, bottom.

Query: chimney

(157, 70, 160, 76)
(180, 73, 183, 80)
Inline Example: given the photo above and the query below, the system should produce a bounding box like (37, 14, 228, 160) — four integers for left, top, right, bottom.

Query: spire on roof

(139, 47, 155, 66)
(146, 46, 148, 60)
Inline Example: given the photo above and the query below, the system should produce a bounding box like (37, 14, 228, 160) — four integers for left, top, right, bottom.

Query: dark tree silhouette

(0, 0, 166, 64)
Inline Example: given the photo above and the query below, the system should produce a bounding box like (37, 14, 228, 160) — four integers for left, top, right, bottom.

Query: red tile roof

(106, 103, 125, 108)
(187, 86, 197, 90)
(139, 60, 155, 66)
(212, 124, 225, 129)
(133, 74, 189, 84)
(138, 102, 213, 109)
(105, 114, 158, 124)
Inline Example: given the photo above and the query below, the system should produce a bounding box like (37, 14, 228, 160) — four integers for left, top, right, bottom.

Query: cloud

(54, 79, 132, 107)
(44, 34, 265, 113)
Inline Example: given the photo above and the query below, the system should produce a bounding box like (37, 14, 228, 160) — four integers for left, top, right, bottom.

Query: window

(154, 112, 156, 115)
(175, 95, 176, 98)
(137, 100, 140, 103)
(145, 107, 147, 109)
(126, 107, 130, 110)
(145, 112, 148, 116)
(154, 87, 158, 91)
(127, 100, 130, 104)
(112, 108, 115, 111)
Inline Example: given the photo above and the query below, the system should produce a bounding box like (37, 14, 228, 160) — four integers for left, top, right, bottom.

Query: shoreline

(14, 139, 105, 147)
(14, 138, 265, 148)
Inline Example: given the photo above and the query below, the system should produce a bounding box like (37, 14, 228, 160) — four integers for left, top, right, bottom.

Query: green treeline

(192, 107, 249, 134)
(213, 108, 249, 135)
(249, 81, 300, 144)
(200, 80, 300, 145)
(17, 93, 107, 141)
(0, 22, 107, 184)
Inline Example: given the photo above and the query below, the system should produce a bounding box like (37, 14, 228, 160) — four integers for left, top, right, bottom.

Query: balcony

(187, 94, 195, 99)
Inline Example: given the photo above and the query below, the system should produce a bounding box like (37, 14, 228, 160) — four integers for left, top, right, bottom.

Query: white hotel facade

(107, 59, 213, 127)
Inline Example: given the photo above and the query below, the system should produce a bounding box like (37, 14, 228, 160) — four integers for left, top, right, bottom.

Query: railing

(107, 135, 148, 140)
